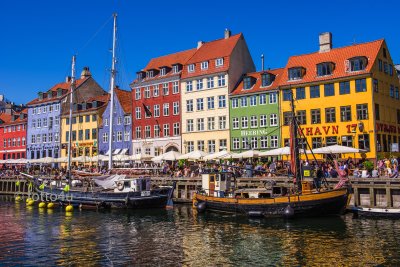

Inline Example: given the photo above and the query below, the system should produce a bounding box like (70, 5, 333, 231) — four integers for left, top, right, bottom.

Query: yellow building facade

(279, 34, 400, 161)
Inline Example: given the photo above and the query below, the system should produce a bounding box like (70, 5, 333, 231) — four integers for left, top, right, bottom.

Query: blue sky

(0, 0, 399, 104)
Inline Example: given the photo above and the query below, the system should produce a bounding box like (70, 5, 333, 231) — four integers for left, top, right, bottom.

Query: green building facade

(229, 70, 282, 152)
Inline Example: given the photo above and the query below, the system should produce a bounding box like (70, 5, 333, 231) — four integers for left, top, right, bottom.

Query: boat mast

(67, 55, 76, 185)
(108, 13, 117, 170)
(290, 90, 302, 192)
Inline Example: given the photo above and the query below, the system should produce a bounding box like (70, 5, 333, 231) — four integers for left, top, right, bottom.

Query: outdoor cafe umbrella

(259, 147, 306, 157)
(72, 156, 91, 163)
(233, 149, 262, 159)
(203, 150, 234, 160)
(177, 150, 208, 161)
(310, 144, 364, 154)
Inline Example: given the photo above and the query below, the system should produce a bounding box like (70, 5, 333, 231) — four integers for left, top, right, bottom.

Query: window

(54, 133, 59, 142)
(218, 95, 226, 108)
(144, 87, 150, 98)
(232, 138, 240, 149)
(37, 119, 42, 128)
(326, 136, 337, 146)
(173, 65, 179, 73)
(188, 64, 195, 72)
(147, 70, 154, 78)
(270, 114, 278, 126)
(241, 97, 247, 107)
(260, 136, 268, 149)
(296, 87, 305, 100)
(207, 77, 214, 88)
(172, 102, 179, 115)
(310, 85, 320, 98)
(375, 103, 380, 120)
(356, 104, 368, 120)
(92, 114, 97, 122)
(355, 79, 366, 92)
(173, 123, 180, 136)
(384, 62, 388, 74)
(241, 116, 248, 128)
(160, 68, 166, 76)
(339, 81, 350, 95)
(379, 59, 383, 71)
(85, 129, 90, 140)
(207, 97, 214, 109)
(163, 103, 169, 116)
(250, 115, 257, 128)
(340, 106, 351, 122)
(358, 134, 370, 150)
(163, 83, 169, 95)
(42, 106, 47, 113)
(312, 137, 322, 149)
(389, 64, 394, 76)
(154, 104, 160, 117)
(197, 140, 205, 151)
(102, 132, 108, 143)
(218, 75, 226, 87)
(242, 137, 249, 150)
(288, 67, 304, 80)
(324, 83, 335, 96)
(341, 135, 353, 147)
(187, 119, 194, 132)
(135, 88, 141, 100)
(283, 89, 292, 101)
(22, 137, 26, 146)
(208, 140, 216, 153)
(197, 118, 204, 131)
(317, 62, 334, 76)
(124, 131, 130, 141)
(311, 109, 320, 124)
(207, 117, 215, 130)
(71, 131, 76, 141)
(232, 98, 239, 108)
(42, 134, 47, 143)
(232, 118, 239, 129)
(270, 136, 278, 148)
(201, 61, 208, 70)
(269, 92, 277, 104)
(185, 141, 193, 153)
(349, 57, 367, 72)
(124, 116, 131, 125)
(215, 58, 223, 67)
(117, 116, 122, 125)
(135, 107, 141, 119)
(260, 115, 267, 127)
(390, 85, 395, 98)
(186, 100, 193, 112)
(78, 130, 83, 141)
(297, 110, 306, 125)
(135, 127, 141, 139)
(154, 125, 160, 137)
(283, 112, 291, 125)
(153, 85, 159, 97)
(196, 79, 203, 90)
(259, 94, 266, 105)
(92, 129, 97, 140)
(325, 107, 336, 123)
(145, 126, 151, 138)
(248, 95, 256, 106)
(251, 137, 258, 149)
(32, 120, 36, 128)
(197, 98, 204, 111)
(218, 116, 226, 129)
(243, 77, 252, 89)
(186, 81, 193, 92)
(117, 131, 122, 141)
(396, 87, 399, 100)
(261, 73, 275, 87)
(372, 79, 378, 93)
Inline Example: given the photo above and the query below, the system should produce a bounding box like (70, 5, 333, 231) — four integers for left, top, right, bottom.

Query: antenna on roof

(353, 35, 357, 45)
(261, 54, 265, 71)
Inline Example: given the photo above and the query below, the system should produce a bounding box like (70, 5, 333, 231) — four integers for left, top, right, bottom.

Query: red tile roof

(279, 39, 384, 87)
(115, 88, 132, 114)
(181, 33, 242, 79)
(27, 78, 88, 105)
(0, 113, 12, 124)
(231, 68, 284, 96)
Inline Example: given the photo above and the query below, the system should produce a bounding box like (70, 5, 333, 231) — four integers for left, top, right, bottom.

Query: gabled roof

(115, 88, 132, 114)
(181, 33, 242, 79)
(231, 68, 284, 96)
(27, 78, 89, 105)
(3, 109, 28, 125)
(0, 113, 12, 124)
(279, 39, 384, 87)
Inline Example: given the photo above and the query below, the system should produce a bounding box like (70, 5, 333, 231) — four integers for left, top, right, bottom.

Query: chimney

(66, 76, 71, 83)
(319, 32, 332, 53)
(197, 41, 204, 49)
(80, 66, 92, 79)
(224, 29, 231, 39)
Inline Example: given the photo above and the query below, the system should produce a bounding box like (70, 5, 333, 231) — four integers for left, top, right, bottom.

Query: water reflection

(0, 199, 399, 266)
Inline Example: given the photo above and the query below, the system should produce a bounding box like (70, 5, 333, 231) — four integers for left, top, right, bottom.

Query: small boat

(351, 206, 400, 219)
(192, 172, 349, 218)
(72, 170, 102, 177)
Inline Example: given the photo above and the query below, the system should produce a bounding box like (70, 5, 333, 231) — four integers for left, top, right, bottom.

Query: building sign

(376, 122, 399, 134)
(299, 125, 339, 136)
(77, 142, 94, 147)
(240, 129, 268, 137)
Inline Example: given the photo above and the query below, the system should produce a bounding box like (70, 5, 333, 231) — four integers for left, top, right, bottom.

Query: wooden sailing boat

(192, 90, 350, 218)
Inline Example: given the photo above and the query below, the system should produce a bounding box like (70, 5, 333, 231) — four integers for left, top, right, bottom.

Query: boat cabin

(201, 172, 234, 197)
(114, 177, 151, 193)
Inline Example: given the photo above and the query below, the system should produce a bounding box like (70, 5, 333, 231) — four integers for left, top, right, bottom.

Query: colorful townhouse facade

(229, 69, 282, 152)
(98, 88, 132, 156)
(0, 110, 27, 160)
(279, 32, 400, 161)
(130, 48, 196, 156)
(181, 30, 255, 153)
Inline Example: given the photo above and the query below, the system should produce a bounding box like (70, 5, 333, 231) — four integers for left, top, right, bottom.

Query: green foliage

(178, 159, 186, 168)
(363, 160, 374, 172)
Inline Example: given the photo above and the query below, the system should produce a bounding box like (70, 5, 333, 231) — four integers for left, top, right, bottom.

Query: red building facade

(0, 110, 28, 160)
(130, 49, 196, 157)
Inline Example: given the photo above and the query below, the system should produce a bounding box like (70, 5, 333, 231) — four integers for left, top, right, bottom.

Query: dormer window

(201, 61, 208, 70)
(188, 64, 195, 73)
(173, 65, 179, 73)
(215, 58, 224, 67)
(146, 70, 154, 78)
(38, 92, 43, 101)
(288, 67, 305, 80)
(261, 73, 275, 87)
(317, 62, 335, 76)
(347, 57, 368, 72)
(160, 68, 166, 76)
(92, 101, 97, 108)
(243, 76, 255, 90)
(137, 72, 143, 81)
(57, 88, 62, 97)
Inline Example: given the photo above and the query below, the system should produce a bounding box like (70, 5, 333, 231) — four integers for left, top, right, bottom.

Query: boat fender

(283, 205, 295, 219)
(117, 181, 124, 191)
(196, 202, 206, 213)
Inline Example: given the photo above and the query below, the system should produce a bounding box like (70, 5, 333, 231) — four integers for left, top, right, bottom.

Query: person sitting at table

(390, 164, 399, 178)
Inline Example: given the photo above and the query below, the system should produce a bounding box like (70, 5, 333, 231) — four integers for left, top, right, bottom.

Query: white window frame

(188, 64, 195, 73)
(215, 58, 224, 67)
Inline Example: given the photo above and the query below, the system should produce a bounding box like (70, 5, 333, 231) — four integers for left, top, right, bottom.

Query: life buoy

(117, 181, 124, 191)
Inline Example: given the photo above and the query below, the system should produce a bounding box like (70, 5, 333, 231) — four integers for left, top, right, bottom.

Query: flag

(143, 104, 152, 117)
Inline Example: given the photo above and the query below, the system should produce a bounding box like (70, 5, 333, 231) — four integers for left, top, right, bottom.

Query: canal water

(0, 198, 399, 266)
